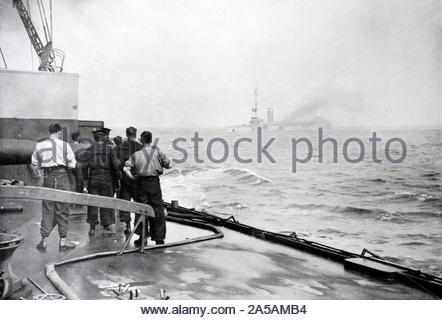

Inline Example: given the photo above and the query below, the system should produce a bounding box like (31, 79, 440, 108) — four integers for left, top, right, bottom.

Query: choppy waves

(421, 172, 440, 179)
(164, 166, 272, 186)
(157, 128, 441, 278)
(333, 205, 440, 220)
(162, 166, 272, 213)
(223, 167, 272, 185)
(391, 191, 440, 203)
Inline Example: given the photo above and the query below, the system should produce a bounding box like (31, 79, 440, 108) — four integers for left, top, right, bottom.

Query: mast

(255, 83, 258, 117)
(252, 82, 258, 118)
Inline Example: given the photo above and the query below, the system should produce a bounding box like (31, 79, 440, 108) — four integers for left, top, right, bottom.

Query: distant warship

(229, 85, 274, 132)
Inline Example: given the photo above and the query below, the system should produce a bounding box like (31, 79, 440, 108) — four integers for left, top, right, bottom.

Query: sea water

(114, 127, 441, 277)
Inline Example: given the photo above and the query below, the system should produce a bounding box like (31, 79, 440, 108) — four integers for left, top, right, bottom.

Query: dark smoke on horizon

(282, 87, 365, 127)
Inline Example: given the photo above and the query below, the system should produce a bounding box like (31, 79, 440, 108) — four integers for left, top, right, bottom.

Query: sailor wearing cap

(81, 128, 121, 236)
(101, 127, 115, 146)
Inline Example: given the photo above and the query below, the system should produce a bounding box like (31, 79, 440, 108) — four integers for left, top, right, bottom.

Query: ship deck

(0, 198, 435, 299)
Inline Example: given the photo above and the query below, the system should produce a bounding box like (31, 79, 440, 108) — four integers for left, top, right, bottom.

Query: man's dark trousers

(41, 168, 70, 237)
(136, 176, 166, 241)
(118, 176, 139, 223)
(87, 177, 115, 227)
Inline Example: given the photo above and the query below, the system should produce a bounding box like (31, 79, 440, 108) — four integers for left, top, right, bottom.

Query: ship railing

(0, 185, 152, 254)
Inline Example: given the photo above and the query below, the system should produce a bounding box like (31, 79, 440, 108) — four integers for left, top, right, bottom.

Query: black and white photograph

(0, 0, 440, 317)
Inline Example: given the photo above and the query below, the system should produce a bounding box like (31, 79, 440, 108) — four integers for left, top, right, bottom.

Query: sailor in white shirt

(31, 123, 77, 251)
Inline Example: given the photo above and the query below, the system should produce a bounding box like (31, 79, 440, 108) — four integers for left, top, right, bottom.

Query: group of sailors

(30, 123, 171, 251)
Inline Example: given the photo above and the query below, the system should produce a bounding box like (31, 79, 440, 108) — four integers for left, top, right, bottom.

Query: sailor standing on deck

(101, 127, 115, 146)
(123, 131, 171, 246)
(31, 123, 77, 251)
(117, 127, 142, 234)
(82, 129, 121, 236)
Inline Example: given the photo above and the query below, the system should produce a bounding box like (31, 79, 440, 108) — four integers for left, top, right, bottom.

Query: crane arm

(13, 0, 45, 57)
(12, 0, 64, 72)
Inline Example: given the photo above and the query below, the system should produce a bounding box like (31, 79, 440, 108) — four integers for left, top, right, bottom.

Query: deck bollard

(0, 233, 32, 299)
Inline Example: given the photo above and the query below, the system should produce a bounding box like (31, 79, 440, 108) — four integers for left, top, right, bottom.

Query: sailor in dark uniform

(70, 131, 84, 193)
(82, 129, 121, 236)
(117, 126, 142, 234)
(102, 127, 115, 146)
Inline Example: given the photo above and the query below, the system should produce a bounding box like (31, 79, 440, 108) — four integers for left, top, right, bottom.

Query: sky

(0, 0, 441, 128)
